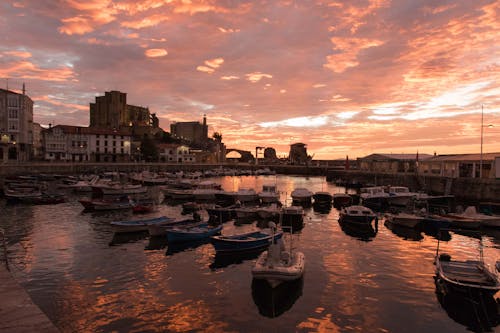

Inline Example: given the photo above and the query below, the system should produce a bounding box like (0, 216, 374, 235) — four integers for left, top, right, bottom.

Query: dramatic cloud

(1, 0, 499, 159)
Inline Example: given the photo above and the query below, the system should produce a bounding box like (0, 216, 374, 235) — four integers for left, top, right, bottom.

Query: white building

(158, 143, 194, 163)
(0, 85, 34, 162)
(43, 125, 131, 162)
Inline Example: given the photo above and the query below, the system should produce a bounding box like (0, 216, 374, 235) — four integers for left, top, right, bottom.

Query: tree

(212, 132, 222, 142)
(140, 136, 159, 162)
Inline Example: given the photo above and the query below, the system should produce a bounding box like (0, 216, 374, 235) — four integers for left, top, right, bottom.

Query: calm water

(1, 175, 499, 333)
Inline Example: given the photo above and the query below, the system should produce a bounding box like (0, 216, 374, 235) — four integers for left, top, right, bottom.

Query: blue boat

(210, 230, 284, 254)
(166, 224, 223, 243)
(111, 216, 174, 233)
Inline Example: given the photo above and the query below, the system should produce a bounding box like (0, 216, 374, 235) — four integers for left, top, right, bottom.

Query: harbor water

(1, 175, 499, 332)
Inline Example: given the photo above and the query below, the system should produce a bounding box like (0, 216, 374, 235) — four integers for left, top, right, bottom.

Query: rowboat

(166, 224, 223, 243)
(148, 220, 207, 237)
(111, 216, 174, 233)
(210, 229, 283, 254)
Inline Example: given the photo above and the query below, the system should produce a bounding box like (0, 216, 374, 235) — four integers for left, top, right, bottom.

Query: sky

(1, 0, 499, 160)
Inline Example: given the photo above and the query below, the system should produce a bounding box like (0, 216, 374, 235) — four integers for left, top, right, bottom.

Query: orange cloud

(324, 37, 384, 73)
(4, 51, 32, 58)
(196, 66, 214, 73)
(220, 76, 239, 80)
(0, 61, 75, 82)
(204, 57, 224, 68)
(58, 16, 95, 35)
(246, 72, 273, 83)
(121, 14, 169, 29)
(145, 48, 168, 57)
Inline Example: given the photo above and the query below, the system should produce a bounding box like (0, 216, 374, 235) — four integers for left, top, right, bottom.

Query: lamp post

(480, 104, 494, 178)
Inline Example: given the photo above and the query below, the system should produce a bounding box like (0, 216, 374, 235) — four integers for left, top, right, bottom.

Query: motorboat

(339, 205, 377, 225)
(312, 191, 332, 205)
(291, 188, 313, 206)
(148, 219, 207, 237)
(359, 186, 389, 210)
(192, 180, 223, 201)
(258, 184, 280, 204)
(385, 212, 424, 228)
(166, 224, 223, 243)
(256, 203, 281, 221)
(447, 206, 500, 228)
(252, 223, 305, 287)
(332, 193, 353, 208)
(111, 216, 174, 233)
(280, 206, 304, 231)
(234, 188, 259, 203)
(437, 212, 481, 230)
(92, 182, 147, 196)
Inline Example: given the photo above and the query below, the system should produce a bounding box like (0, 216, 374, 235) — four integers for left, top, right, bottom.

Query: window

(121, 135, 124, 139)
(121, 148, 124, 154)
(113, 141, 116, 147)
(96, 147, 100, 153)
(104, 148, 108, 153)
(105, 141, 108, 146)
(121, 141, 124, 147)
(7, 96, 18, 107)
(96, 140, 100, 146)
(8, 121, 18, 131)
(113, 135, 116, 139)
(104, 135, 108, 139)
(96, 134, 100, 138)
(8, 109, 18, 118)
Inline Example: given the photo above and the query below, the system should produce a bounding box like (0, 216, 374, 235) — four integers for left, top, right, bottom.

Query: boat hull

(211, 231, 283, 253)
(252, 251, 305, 287)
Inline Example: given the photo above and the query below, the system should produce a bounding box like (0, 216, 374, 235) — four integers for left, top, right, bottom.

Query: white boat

(359, 186, 389, 210)
(252, 223, 305, 287)
(385, 212, 424, 228)
(385, 186, 418, 207)
(291, 188, 313, 206)
(258, 184, 280, 204)
(448, 206, 500, 228)
(234, 188, 259, 203)
(339, 205, 377, 225)
(92, 183, 147, 196)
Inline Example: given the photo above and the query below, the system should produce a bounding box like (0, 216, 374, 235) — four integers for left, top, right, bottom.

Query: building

(418, 153, 500, 178)
(43, 125, 131, 162)
(157, 143, 194, 163)
(89, 91, 151, 129)
(170, 115, 208, 146)
(288, 143, 309, 165)
(0, 85, 34, 162)
(358, 153, 433, 173)
(32, 122, 43, 160)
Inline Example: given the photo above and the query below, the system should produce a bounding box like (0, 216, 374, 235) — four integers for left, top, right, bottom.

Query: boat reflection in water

(384, 220, 423, 241)
(210, 250, 263, 270)
(145, 236, 168, 250)
(109, 231, 148, 246)
(165, 239, 210, 256)
(338, 219, 378, 242)
(251, 277, 304, 318)
(435, 282, 499, 332)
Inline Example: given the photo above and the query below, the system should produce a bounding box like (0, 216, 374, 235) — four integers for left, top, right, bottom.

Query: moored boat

(312, 191, 332, 205)
(210, 229, 283, 254)
(111, 216, 174, 233)
(148, 219, 207, 237)
(339, 205, 377, 225)
(280, 206, 304, 231)
(332, 193, 353, 208)
(385, 212, 424, 228)
(258, 184, 280, 204)
(166, 224, 223, 243)
(291, 188, 313, 206)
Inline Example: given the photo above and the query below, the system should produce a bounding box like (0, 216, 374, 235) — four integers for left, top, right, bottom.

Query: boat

(385, 212, 424, 228)
(339, 218, 378, 241)
(332, 193, 353, 208)
(111, 216, 174, 233)
(258, 184, 280, 204)
(132, 199, 157, 213)
(437, 212, 481, 230)
(312, 191, 332, 205)
(385, 186, 421, 207)
(359, 186, 389, 211)
(206, 205, 235, 222)
(4, 187, 42, 203)
(280, 205, 304, 231)
(339, 205, 377, 225)
(166, 224, 223, 243)
(148, 219, 207, 237)
(251, 277, 303, 318)
(79, 196, 134, 211)
(164, 188, 195, 200)
(234, 188, 259, 203)
(92, 183, 147, 196)
(447, 206, 500, 228)
(210, 229, 284, 253)
(252, 223, 305, 287)
(290, 188, 313, 206)
(192, 180, 222, 201)
(256, 203, 281, 221)
(434, 235, 500, 296)
(234, 206, 259, 220)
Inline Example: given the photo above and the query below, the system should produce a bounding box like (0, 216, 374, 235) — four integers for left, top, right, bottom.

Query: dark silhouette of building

(170, 115, 208, 146)
(289, 143, 309, 165)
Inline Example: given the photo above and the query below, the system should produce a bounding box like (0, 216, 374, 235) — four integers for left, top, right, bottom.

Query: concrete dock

(0, 265, 59, 333)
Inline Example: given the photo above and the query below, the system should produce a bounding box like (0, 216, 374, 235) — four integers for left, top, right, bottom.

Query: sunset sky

(1, 0, 499, 159)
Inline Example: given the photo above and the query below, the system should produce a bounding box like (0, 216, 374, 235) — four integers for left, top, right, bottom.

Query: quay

(0, 162, 499, 203)
(0, 264, 59, 332)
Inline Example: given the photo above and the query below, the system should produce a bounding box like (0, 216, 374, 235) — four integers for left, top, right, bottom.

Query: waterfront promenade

(0, 266, 59, 332)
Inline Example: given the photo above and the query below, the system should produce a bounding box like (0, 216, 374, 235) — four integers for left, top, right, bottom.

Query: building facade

(0, 86, 34, 162)
(89, 91, 151, 129)
(158, 143, 194, 163)
(43, 125, 131, 162)
(170, 115, 208, 146)
(288, 143, 309, 165)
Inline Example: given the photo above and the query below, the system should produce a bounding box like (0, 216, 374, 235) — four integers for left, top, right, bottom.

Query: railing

(0, 228, 9, 271)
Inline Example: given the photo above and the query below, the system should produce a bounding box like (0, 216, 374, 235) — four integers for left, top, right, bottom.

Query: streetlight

(480, 104, 494, 178)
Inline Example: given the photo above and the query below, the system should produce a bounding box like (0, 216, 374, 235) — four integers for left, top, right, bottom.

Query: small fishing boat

(252, 223, 305, 287)
(291, 188, 313, 206)
(434, 234, 500, 296)
(166, 224, 223, 243)
(385, 212, 424, 228)
(339, 205, 377, 225)
(258, 184, 280, 204)
(447, 206, 500, 228)
(280, 205, 304, 231)
(312, 191, 332, 205)
(111, 216, 174, 233)
(234, 188, 259, 203)
(79, 197, 134, 211)
(332, 193, 353, 208)
(132, 199, 157, 214)
(437, 213, 481, 230)
(210, 229, 283, 254)
(256, 203, 281, 221)
(148, 219, 207, 237)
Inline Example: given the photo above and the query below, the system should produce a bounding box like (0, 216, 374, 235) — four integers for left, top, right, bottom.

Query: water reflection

(384, 220, 423, 241)
(145, 236, 168, 250)
(210, 250, 262, 270)
(435, 281, 499, 332)
(338, 219, 378, 241)
(251, 277, 304, 318)
(109, 232, 148, 246)
(166, 239, 210, 255)
(313, 202, 332, 214)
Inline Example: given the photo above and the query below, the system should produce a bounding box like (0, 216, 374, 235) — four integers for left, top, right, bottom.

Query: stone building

(170, 115, 208, 146)
(0, 85, 34, 163)
(157, 143, 194, 163)
(90, 91, 150, 129)
(288, 143, 309, 165)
